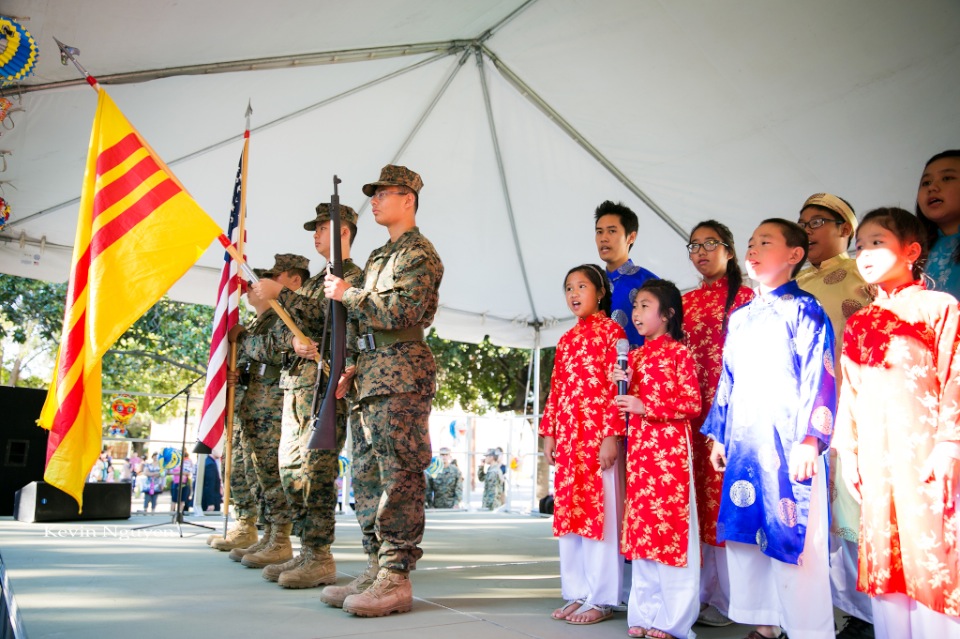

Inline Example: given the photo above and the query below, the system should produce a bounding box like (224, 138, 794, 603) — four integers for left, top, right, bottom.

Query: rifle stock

(307, 176, 345, 450)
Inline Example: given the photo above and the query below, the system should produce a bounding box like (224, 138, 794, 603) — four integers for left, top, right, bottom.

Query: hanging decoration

(160, 447, 182, 471)
(0, 194, 9, 231)
(0, 17, 38, 86)
(426, 456, 443, 478)
(337, 455, 350, 478)
(108, 393, 138, 436)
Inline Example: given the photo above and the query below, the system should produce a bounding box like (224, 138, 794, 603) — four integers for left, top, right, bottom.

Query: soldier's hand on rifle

(323, 273, 348, 301)
(335, 365, 356, 399)
(228, 324, 246, 343)
(292, 335, 318, 360)
(253, 278, 283, 301)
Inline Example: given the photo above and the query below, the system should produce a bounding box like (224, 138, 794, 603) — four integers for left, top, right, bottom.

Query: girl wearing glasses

(680, 220, 753, 628)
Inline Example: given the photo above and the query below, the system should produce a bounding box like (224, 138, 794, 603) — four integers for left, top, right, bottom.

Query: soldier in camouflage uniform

(321, 165, 444, 617)
(209, 386, 261, 550)
(426, 447, 463, 509)
(254, 203, 363, 589)
(478, 449, 505, 510)
(225, 255, 308, 569)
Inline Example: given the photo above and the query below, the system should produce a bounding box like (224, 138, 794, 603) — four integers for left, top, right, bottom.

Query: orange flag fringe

(37, 88, 222, 511)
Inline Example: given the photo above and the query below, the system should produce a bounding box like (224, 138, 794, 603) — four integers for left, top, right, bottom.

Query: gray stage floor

(1, 511, 829, 639)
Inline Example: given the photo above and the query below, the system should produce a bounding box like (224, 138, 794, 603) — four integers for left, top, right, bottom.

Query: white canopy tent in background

(1, 0, 958, 351)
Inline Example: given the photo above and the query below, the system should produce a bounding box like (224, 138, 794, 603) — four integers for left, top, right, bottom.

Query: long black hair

(689, 219, 743, 329)
(916, 150, 960, 264)
(564, 263, 612, 316)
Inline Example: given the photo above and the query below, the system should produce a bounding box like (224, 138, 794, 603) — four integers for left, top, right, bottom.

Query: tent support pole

(11, 51, 456, 229)
(480, 45, 687, 241)
(475, 47, 540, 323)
(355, 50, 473, 219)
(531, 324, 542, 514)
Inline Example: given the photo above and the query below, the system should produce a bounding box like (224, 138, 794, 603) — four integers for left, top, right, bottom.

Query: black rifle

(307, 176, 346, 450)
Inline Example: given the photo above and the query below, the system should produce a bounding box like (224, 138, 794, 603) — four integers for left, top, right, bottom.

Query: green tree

(0, 277, 67, 387)
(427, 331, 553, 415)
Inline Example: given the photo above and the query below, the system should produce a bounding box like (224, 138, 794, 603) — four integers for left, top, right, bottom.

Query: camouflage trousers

(278, 386, 346, 547)
(239, 384, 290, 525)
(226, 419, 260, 520)
(352, 392, 433, 572)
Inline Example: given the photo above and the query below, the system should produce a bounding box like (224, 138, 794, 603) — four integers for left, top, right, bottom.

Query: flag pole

(220, 101, 252, 536)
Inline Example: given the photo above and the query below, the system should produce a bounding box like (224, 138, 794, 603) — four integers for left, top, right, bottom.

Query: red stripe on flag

(92, 154, 162, 219)
(46, 311, 89, 463)
(88, 178, 181, 260)
(96, 133, 142, 176)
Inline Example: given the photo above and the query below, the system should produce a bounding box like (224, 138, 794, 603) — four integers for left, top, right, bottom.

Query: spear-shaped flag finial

(53, 37, 99, 90)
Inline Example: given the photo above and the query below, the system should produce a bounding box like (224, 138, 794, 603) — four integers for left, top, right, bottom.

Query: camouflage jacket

(276, 259, 363, 391)
(342, 227, 444, 399)
(478, 464, 505, 510)
(426, 464, 463, 508)
(235, 310, 284, 420)
(236, 309, 285, 368)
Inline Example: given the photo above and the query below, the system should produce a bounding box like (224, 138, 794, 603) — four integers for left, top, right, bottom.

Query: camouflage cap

(362, 164, 423, 197)
(261, 253, 310, 277)
(303, 203, 359, 231)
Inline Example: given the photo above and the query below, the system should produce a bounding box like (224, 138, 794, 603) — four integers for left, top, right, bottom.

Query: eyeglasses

(370, 189, 409, 202)
(797, 217, 844, 230)
(686, 239, 729, 254)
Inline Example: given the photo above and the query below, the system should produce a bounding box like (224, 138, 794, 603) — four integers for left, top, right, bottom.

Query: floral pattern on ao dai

(620, 334, 702, 567)
(682, 277, 753, 546)
(540, 312, 626, 541)
(833, 282, 960, 616)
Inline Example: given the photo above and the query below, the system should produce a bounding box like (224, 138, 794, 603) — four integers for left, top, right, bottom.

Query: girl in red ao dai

(541, 264, 626, 626)
(833, 207, 960, 638)
(614, 279, 702, 639)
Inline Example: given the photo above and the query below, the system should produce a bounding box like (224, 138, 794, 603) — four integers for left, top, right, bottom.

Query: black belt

(356, 326, 425, 353)
(244, 361, 282, 378)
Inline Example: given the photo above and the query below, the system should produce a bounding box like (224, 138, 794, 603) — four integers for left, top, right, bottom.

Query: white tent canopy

(1, 0, 958, 349)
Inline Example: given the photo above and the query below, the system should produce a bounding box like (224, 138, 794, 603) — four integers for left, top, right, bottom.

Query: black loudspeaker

(14, 481, 131, 522)
(0, 387, 49, 516)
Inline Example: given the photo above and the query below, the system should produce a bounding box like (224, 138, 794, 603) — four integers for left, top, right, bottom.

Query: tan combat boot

(342, 568, 413, 617)
(277, 544, 337, 589)
(229, 523, 272, 562)
(241, 522, 293, 568)
(319, 553, 379, 608)
(262, 552, 305, 582)
(210, 517, 259, 551)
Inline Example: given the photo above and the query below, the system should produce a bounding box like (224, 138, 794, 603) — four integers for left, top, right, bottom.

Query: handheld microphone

(616, 338, 629, 396)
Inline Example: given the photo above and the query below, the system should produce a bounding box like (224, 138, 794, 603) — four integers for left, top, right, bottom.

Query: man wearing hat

(795, 193, 875, 639)
(321, 165, 444, 617)
(425, 447, 463, 509)
(253, 203, 363, 589)
(478, 449, 505, 511)
(223, 254, 309, 569)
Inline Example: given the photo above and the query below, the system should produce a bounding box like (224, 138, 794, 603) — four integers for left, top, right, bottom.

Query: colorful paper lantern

(0, 18, 38, 85)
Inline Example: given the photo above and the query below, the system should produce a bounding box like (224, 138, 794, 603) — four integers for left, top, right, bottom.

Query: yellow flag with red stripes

(37, 88, 222, 511)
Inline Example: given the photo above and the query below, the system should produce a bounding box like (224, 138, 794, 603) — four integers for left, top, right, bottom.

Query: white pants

(558, 464, 624, 607)
(628, 471, 700, 638)
(725, 457, 833, 639)
(872, 593, 960, 639)
(829, 536, 873, 622)
(700, 542, 730, 615)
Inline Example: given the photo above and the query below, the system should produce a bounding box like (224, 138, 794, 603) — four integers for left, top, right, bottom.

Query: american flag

(195, 154, 245, 453)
